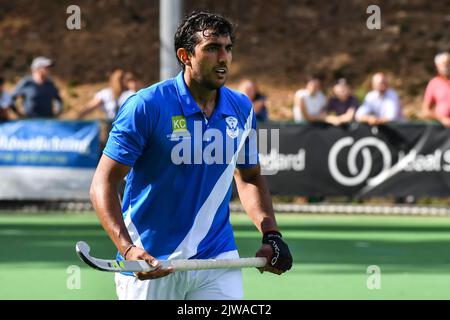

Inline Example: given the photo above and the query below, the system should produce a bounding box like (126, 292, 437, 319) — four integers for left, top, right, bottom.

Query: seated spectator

(0, 77, 13, 121)
(293, 76, 327, 123)
(325, 78, 359, 126)
(11, 56, 63, 118)
(355, 72, 402, 125)
(78, 69, 126, 120)
(238, 79, 268, 122)
(422, 52, 450, 127)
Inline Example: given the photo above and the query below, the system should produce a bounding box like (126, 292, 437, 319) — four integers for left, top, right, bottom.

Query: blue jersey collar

(174, 72, 234, 118)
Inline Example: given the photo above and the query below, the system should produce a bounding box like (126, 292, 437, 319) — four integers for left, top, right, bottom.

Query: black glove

(262, 231, 293, 272)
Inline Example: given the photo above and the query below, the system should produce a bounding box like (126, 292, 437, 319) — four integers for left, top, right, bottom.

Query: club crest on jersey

(225, 116, 239, 139)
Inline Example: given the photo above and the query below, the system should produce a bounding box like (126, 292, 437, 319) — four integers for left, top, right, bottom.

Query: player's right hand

(125, 246, 174, 280)
(256, 231, 293, 275)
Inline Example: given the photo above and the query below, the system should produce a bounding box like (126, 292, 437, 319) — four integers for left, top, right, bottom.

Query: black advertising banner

(257, 122, 450, 197)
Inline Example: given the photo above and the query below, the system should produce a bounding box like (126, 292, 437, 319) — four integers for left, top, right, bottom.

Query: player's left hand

(255, 231, 293, 275)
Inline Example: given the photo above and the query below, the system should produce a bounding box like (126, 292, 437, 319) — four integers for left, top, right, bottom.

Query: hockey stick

(76, 241, 267, 272)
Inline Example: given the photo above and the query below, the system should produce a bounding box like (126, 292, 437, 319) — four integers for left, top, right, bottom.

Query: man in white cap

(11, 56, 63, 118)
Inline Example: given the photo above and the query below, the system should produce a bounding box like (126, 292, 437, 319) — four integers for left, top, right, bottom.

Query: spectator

(293, 76, 327, 123)
(325, 78, 359, 126)
(422, 52, 450, 127)
(78, 69, 126, 120)
(238, 79, 268, 122)
(118, 72, 141, 107)
(0, 77, 13, 121)
(355, 72, 402, 125)
(11, 56, 63, 118)
(124, 72, 142, 92)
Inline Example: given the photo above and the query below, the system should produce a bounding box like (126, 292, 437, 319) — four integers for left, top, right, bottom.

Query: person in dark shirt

(325, 78, 359, 126)
(238, 79, 269, 122)
(11, 56, 63, 118)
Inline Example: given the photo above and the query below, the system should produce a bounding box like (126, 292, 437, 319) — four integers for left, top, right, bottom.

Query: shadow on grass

(232, 223, 450, 233)
(1, 221, 450, 274)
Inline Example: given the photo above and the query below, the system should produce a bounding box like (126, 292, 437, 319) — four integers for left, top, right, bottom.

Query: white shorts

(115, 250, 243, 300)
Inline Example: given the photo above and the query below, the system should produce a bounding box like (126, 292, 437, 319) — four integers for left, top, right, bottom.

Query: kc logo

(172, 115, 187, 132)
(328, 137, 392, 186)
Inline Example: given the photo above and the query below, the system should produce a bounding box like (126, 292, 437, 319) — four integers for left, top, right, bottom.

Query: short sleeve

(294, 90, 306, 103)
(423, 79, 436, 105)
(103, 94, 152, 167)
(118, 90, 134, 107)
(0, 92, 12, 109)
(94, 88, 111, 104)
(51, 81, 62, 100)
(350, 96, 360, 109)
(319, 92, 327, 109)
(383, 94, 401, 121)
(325, 97, 336, 113)
(11, 78, 27, 101)
(355, 95, 372, 120)
(236, 108, 259, 169)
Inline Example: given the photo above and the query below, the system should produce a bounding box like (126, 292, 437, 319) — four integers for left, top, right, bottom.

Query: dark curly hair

(174, 10, 235, 69)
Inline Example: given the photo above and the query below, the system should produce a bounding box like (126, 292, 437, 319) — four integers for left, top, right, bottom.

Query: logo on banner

(225, 116, 239, 139)
(328, 137, 392, 186)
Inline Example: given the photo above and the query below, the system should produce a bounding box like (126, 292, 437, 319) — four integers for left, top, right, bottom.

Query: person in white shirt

(293, 77, 327, 123)
(355, 72, 403, 125)
(0, 77, 13, 121)
(78, 69, 127, 120)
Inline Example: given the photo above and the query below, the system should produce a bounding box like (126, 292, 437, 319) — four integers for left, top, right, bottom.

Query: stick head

(75, 241, 106, 271)
(75, 241, 90, 256)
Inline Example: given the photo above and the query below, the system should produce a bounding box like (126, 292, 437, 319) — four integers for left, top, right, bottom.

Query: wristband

(122, 244, 136, 260)
(262, 230, 282, 242)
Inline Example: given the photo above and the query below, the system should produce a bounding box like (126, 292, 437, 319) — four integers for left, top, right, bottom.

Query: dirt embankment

(1, 0, 449, 119)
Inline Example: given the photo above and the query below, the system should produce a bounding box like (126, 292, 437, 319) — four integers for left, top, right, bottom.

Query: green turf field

(1, 212, 450, 299)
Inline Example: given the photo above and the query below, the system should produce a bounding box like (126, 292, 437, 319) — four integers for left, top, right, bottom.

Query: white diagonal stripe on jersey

(168, 109, 255, 260)
(124, 204, 144, 249)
